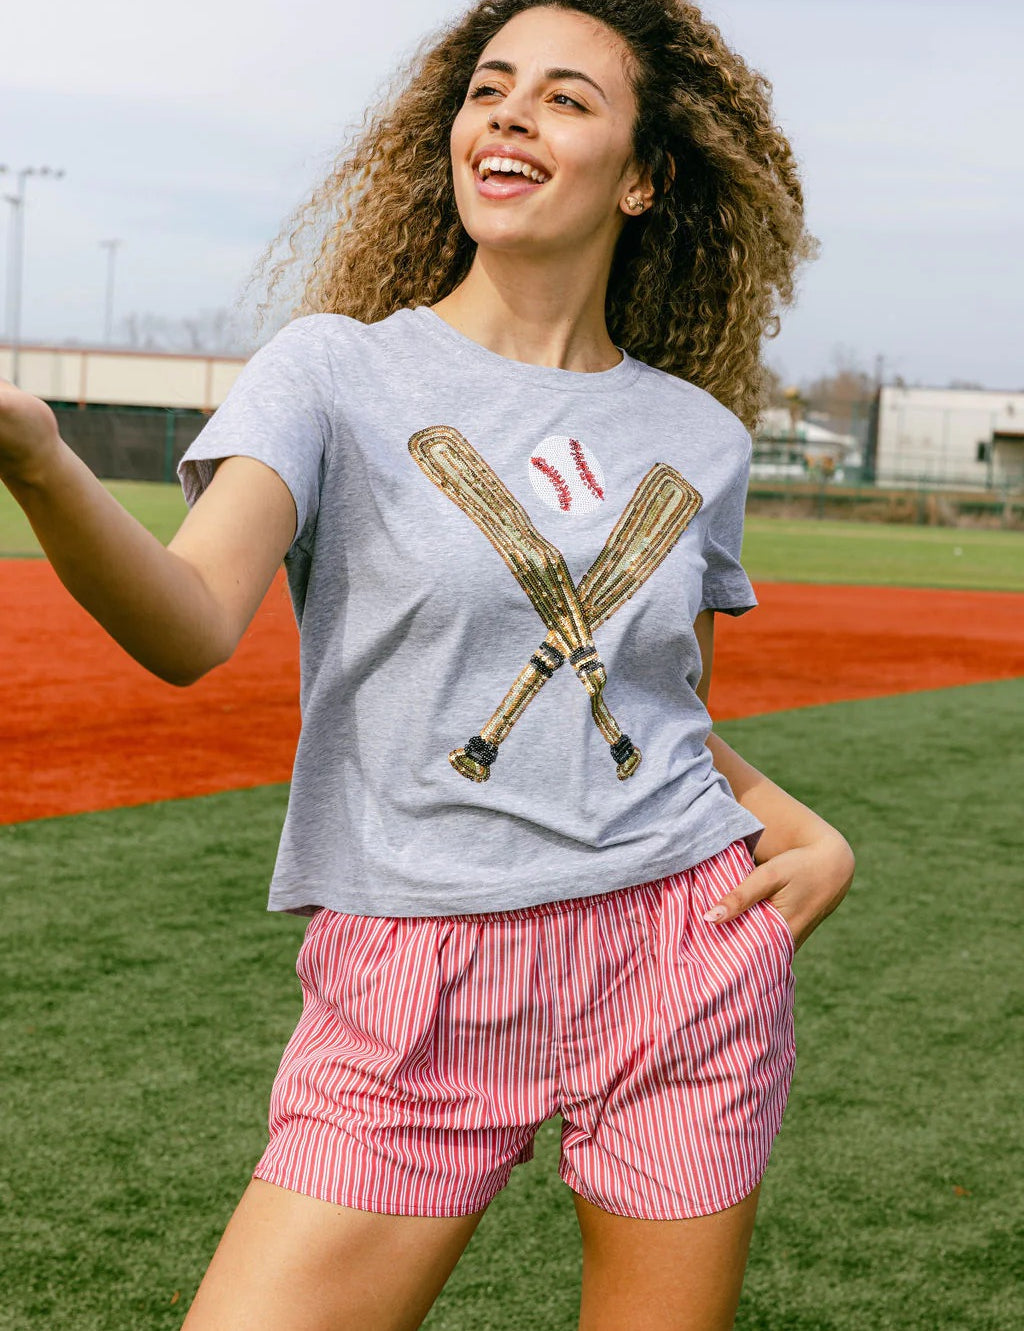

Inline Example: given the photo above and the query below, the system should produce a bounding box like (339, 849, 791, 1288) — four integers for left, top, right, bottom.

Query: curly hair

(244, 0, 817, 430)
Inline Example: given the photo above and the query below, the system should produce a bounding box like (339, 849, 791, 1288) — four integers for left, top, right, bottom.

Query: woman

(0, 2, 854, 1327)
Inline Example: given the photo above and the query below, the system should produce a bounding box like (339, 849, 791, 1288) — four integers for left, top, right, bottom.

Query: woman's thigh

(555, 838, 795, 1221)
(181, 1177, 488, 1331)
(572, 1182, 762, 1331)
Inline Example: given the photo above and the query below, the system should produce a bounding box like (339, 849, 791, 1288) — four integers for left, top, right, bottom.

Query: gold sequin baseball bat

(452, 464, 703, 781)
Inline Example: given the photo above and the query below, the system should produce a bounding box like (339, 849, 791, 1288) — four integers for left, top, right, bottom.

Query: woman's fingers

(702, 836, 855, 949)
(701, 857, 786, 924)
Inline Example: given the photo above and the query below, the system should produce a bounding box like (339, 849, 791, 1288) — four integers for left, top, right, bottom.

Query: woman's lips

(474, 171, 546, 199)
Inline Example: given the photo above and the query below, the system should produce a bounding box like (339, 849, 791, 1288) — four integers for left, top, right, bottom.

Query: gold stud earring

(625, 195, 645, 212)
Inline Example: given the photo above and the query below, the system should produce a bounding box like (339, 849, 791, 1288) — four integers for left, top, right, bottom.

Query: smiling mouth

(476, 155, 550, 184)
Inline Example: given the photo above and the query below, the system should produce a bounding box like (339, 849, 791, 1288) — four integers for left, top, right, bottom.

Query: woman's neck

(430, 250, 622, 373)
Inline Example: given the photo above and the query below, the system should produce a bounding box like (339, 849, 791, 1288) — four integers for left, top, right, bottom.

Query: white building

(875, 385, 1024, 490)
(0, 341, 246, 411)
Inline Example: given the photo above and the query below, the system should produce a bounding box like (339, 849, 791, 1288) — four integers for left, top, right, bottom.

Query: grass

(1, 677, 1021, 1329)
(0, 481, 187, 555)
(742, 516, 1024, 592)
(2, 481, 1022, 591)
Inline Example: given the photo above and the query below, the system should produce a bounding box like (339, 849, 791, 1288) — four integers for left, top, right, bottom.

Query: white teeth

(476, 155, 549, 183)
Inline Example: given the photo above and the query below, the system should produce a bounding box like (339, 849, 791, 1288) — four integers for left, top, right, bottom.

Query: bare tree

(117, 306, 257, 356)
(761, 362, 788, 411)
(801, 346, 876, 437)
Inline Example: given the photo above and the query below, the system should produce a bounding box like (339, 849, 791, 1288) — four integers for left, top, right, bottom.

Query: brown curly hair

(244, 0, 817, 430)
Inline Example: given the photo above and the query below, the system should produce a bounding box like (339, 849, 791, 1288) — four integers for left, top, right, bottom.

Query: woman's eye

(468, 85, 584, 110)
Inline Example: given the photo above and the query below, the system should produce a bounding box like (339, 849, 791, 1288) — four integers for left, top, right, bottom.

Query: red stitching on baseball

(569, 438, 604, 499)
(530, 456, 572, 510)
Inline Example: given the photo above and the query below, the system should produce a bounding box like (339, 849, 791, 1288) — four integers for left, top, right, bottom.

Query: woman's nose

(491, 116, 529, 134)
(488, 99, 535, 136)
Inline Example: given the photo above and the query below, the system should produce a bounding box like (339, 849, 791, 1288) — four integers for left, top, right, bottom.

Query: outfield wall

(747, 478, 1024, 529)
(0, 342, 246, 409)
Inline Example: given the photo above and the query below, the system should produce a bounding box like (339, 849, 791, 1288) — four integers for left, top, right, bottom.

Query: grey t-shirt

(178, 306, 764, 916)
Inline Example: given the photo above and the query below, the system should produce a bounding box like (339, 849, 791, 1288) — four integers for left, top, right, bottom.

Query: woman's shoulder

(252, 309, 420, 384)
(261, 308, 422, 374)
(632, 358, 751, 448)
(281, 307, 417, 345)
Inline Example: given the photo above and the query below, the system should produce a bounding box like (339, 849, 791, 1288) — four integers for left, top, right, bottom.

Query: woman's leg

(573, 1184, 761, 1331)
(547, 840, 794, 1329)
(181, 1177, 489, 1331)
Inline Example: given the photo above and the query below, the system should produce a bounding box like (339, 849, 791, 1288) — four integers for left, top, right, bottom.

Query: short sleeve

(177, 317, 332, 551)
(698, 442, 758, 617)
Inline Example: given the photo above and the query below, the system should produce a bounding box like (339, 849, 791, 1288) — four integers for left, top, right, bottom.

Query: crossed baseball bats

(408, 425, 703, 782)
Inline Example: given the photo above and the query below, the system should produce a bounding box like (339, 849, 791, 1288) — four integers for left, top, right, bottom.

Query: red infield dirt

(3, 559, 1022, 824)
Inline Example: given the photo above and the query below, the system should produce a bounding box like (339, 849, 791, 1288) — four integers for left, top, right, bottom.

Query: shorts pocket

(758, 897, 796, 964)
(681, 842, 794, 979)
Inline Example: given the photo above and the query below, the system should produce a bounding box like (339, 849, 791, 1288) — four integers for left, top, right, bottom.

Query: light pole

(1, 164, 66, 386)
(99, 238, 122, 345)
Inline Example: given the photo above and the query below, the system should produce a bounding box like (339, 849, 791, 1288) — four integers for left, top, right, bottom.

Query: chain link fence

(50, 402, 210, 483)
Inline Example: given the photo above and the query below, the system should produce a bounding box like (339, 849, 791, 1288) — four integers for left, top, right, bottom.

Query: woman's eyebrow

(472, 59, 608, 103)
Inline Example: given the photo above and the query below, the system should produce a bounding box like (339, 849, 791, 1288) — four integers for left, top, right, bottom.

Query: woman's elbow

(824, 828, 857, 901)
(149, 631, 237, 688)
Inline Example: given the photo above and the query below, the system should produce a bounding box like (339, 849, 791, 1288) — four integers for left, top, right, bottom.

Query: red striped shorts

(253, 837, 796, 1220)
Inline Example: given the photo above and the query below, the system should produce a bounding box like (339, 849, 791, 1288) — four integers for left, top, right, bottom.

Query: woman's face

(449, 5, 648, 258)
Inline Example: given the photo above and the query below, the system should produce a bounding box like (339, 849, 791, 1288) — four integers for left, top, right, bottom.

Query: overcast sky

(3, 0, 1021, 387)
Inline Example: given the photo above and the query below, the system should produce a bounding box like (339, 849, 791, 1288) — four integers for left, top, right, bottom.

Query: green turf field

(742, 517, 1024, 592)
(1, 678, 1021, 1330)
(0, 481, 189, 555)
(1, 480, 1022, 590)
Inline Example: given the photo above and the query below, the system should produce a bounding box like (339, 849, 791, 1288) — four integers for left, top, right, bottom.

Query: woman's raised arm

(0, 381, 296, 686)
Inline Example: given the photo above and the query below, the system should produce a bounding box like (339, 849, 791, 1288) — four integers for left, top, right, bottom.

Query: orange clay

(1, 560, 1021, 824)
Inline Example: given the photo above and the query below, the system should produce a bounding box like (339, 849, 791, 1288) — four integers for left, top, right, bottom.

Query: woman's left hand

(702, 832, 855, 951)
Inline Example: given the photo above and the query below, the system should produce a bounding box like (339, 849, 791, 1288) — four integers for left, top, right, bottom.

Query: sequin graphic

(529, 456, 572, 510)
(569, 438, 604, 500)
(529, 434, 606, 515)
(408, 426, 703, 783)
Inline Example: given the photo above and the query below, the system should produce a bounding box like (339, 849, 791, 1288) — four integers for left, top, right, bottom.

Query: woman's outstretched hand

(702, 831, 855, 951)
(0, 377, 297, 685)
(0, 377, 62, 485)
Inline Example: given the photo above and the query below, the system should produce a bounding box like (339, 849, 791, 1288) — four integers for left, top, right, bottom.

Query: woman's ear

(624, 161, 657, 213)
(627, 150, 674, 209)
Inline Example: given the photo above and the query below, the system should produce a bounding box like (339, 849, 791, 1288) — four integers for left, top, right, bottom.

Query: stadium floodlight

(99, 239, 123, 345)
(1, 165, 67, 387)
